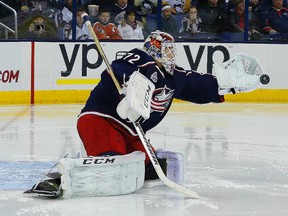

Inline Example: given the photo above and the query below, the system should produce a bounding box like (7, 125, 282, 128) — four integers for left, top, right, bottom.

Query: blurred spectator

(161, 3, 178, 34)
(250, 0, 261, 13)
(229, 0, 246, 32)
(95, 0, 114, 10)
(54, 0, 72, 25)
(134, 0, 157, 28)
(117, 10, 144, 39)
(261, 0, 288, 34)
(110, 0, 136, 25)
(164, 0, 192, 14)
(229, 0, 264, 40)
(17, 0, 32, 13)
(197, 0, 230, 8)
(93, 8, 122, 39)
(51, 0, 73, 39)
(198, 0, 231, 33)
(252, 0, 287, 15)
(19, 13, 57, 39)
(179, 5, 202, 34)
(134, 0, 157, 15)
(68, 6, 92, 40)
(30, 1, 48, 12)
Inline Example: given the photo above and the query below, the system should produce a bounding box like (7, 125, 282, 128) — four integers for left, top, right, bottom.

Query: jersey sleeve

(173, 66, 224, 103)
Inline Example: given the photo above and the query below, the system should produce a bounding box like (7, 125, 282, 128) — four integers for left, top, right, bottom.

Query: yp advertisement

(0, 41, 287, 104)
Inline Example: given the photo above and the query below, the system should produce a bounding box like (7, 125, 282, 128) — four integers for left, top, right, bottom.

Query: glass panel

(0, 0, 287, 42)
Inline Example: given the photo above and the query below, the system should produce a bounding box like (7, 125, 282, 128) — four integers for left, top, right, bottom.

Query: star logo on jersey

(150, 72, 158, 83)
(151, 86, 174, 112)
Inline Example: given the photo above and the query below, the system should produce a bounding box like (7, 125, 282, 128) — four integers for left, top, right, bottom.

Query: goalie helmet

(143, 30, 177, 75)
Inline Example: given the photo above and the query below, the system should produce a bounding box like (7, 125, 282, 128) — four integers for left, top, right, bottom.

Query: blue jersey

(80, 48, 223, 135)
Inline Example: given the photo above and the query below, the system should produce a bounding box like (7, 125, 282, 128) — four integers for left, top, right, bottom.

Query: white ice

(0, 102, 288, 216)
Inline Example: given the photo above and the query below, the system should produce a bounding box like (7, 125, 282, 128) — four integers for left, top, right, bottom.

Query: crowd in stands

(0, 0, 288, 41)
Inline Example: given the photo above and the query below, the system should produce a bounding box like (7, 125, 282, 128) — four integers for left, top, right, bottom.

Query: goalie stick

(82, 13, 200, 199)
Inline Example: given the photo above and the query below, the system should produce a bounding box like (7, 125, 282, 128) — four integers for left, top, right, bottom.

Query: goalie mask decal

(151, 86, 174, 112)
(143, 31, 176, 75)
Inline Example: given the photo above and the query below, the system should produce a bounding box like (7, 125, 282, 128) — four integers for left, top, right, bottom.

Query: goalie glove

(213, 53, 264, 95)
(117, 71, 155, 122)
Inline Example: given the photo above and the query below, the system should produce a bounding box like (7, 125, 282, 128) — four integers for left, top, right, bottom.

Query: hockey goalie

(25, 30, 264, 198)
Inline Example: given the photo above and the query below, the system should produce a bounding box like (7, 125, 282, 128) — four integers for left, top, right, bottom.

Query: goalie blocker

(25, 150, 184, 198)
(117, 71, 155, 122)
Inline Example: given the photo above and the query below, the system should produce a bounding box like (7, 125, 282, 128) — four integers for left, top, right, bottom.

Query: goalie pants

(77, 114, 151, 164)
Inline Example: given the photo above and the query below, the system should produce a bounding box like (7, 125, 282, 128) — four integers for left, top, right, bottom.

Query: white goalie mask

(143, 30, 177, 75)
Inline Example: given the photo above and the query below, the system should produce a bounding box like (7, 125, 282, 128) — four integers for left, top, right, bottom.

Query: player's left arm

(173, 67, 224, 104)
(174, 53, 267, 104)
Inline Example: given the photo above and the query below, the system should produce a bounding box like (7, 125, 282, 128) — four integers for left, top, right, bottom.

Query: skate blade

(24, 186, 62, 198)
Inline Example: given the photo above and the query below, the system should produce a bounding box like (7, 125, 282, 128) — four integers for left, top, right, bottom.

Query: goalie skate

(24, 154, 69, 198)
(24, 173, 62, 198)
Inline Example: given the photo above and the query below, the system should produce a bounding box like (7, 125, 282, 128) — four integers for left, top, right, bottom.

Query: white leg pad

(57, 151, 145, 198)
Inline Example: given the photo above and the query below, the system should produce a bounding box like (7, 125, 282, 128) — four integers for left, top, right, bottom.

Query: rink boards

(0, 41, 287, 104)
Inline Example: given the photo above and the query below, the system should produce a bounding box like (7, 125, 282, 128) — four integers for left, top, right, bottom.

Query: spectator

(134, 0, 158, 15)
(134, 0, 157, 29)
(51, 0, 73, 39)
(165, 0, 193, 14)
(17, 0, 32, 13)
(68, 6, 93, 40)
(229, 0, 264, 40)
(250, 0, 261, 13)
(229, 0, 246, 32)
(252, 0, 287, 16)
(252, 0, 287, 14)
(19, 13, 57, 39)
(87, 1, 115, 12)
(261, 0, 288, 34)
(93, 8, 122, 39)
(179, 5, 202, 34)
(161, 3, 178, 34)
(30, 0, 49, 12)
(118, 10, 144, 39)
(110, 0, 136, 24)
(54, 0, 73, 25)
(197, 0, 231, 8)
(198, 0, 231, 33)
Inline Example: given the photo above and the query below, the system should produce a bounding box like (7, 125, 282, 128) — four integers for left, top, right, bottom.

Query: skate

(24, 172, 62, 198)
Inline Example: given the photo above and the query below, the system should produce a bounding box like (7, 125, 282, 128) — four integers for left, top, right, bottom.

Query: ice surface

(0, 103, 288, 216)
